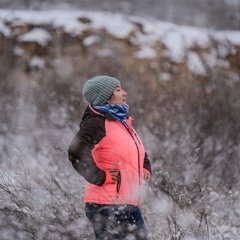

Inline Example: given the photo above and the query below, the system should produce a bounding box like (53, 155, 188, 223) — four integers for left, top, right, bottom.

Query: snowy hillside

(1, 10, 240, 71)
(0, 9, 240, 240)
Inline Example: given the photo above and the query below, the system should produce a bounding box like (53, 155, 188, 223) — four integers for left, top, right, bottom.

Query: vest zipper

(133, 129, 142, 145)
(128, 129, 141, 205)
(122, 121, 141, 204)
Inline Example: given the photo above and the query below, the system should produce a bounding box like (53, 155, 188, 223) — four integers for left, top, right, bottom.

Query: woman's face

(107, 85, 127, 104)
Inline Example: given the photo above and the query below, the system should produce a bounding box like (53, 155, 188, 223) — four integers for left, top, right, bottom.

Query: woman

(68, 76, 152, 240)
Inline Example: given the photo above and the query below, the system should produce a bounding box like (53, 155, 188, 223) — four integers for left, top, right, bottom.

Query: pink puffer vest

(83, 117, 146, 206)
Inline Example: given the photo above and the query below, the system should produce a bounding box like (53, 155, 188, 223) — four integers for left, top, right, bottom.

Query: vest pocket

(116, 171, 121, 199)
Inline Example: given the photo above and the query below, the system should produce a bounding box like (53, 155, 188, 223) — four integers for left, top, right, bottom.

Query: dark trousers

(85, 203, 148, 240)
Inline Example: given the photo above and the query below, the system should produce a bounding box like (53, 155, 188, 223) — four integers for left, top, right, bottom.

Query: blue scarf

(93, 104, 129, 128)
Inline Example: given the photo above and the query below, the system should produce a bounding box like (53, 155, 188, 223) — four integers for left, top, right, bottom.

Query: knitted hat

(83, 76, 120, 106)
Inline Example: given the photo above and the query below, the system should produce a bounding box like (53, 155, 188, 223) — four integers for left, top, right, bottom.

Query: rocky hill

(0, 9, 240, 239)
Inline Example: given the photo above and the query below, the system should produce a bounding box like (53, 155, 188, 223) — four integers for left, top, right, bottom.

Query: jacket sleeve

(68, 116, 106, 186)
(143, 152, 152, 175)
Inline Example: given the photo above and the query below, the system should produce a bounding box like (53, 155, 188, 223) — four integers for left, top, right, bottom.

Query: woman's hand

(104, 169, 120, 184)
(109, 169, 120, 183)
(144, 171, 151, 181)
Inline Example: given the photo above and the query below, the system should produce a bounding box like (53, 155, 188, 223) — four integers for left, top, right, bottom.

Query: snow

(1, 9, 240, 74)
(214, 30, 240, 46)
(152, 197, 174, 215)
(134, 45, 157, 59)
(29, 57, 45, 69)
(180, 26, 210, 48)
(162, 31, 186, 62)
(17, 28, 51, 46)
(187, 52, 206, 75)
(83, 35, 101, 47)
(88, 12, 134, 39)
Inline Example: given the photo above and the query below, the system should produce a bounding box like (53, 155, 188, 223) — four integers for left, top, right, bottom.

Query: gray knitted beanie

(83, 76, 120, 106)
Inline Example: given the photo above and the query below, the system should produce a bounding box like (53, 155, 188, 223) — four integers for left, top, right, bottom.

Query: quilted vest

(83, 117, 146, 206)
